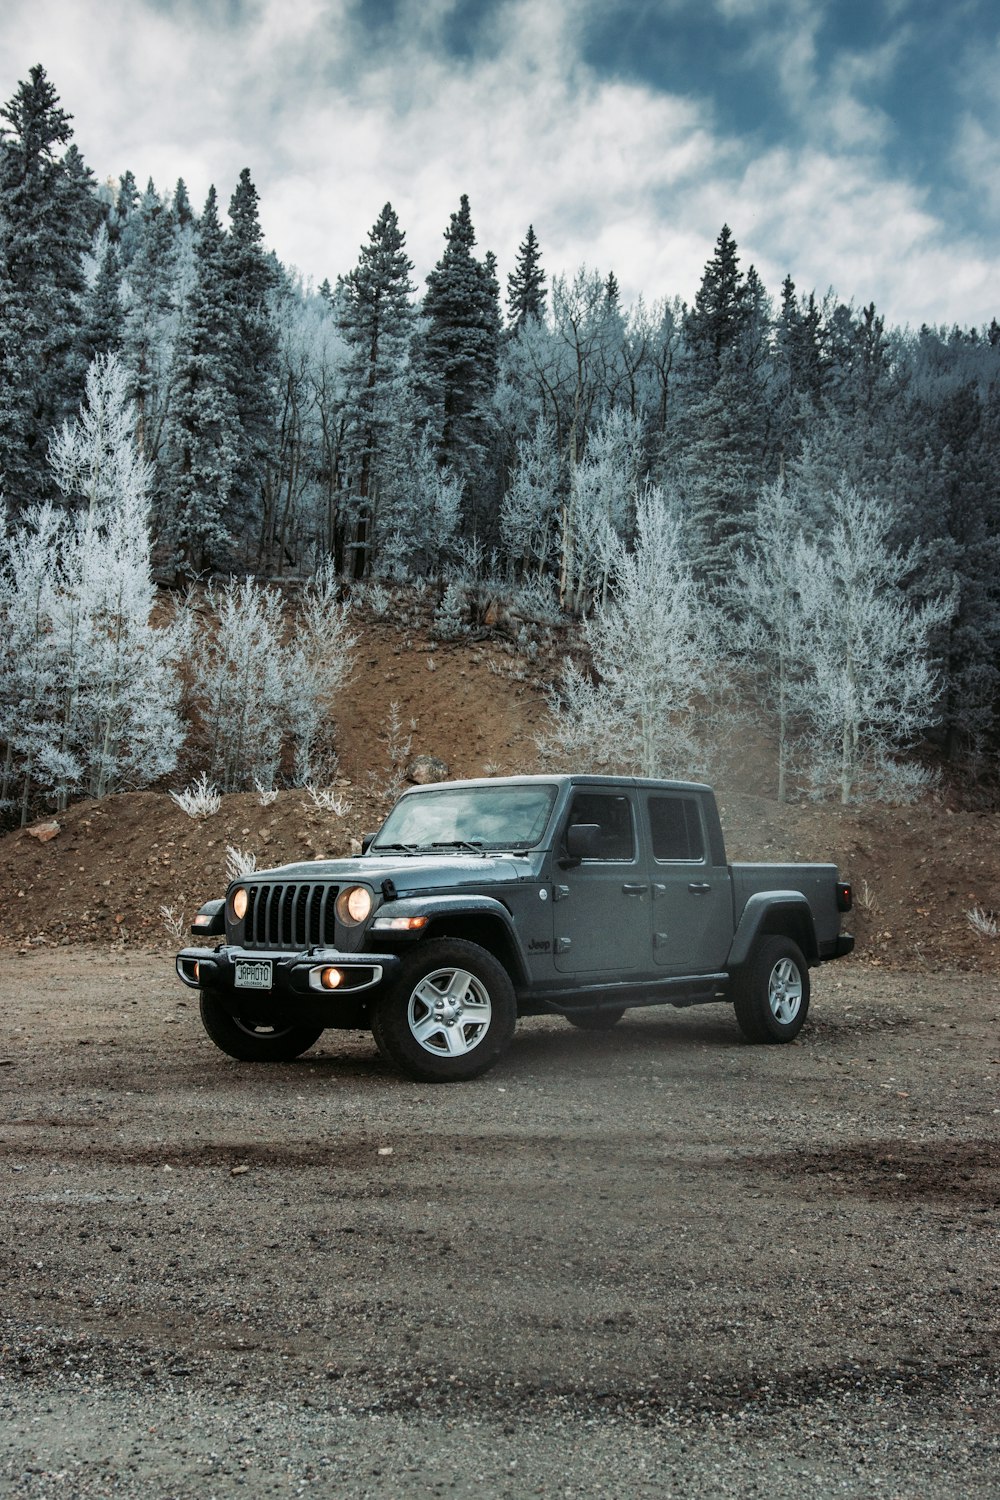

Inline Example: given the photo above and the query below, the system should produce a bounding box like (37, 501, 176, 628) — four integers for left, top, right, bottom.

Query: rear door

(640, 791, 732, 973)
(552, 789, 651, 975)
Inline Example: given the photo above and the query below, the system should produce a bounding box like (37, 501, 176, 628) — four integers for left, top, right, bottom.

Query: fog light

(320, 967, 343, 989)
(193, 961, 201, 982)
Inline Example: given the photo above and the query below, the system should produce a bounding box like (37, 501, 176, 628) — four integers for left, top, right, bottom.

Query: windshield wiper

(371, 842, 422, 854)
(429, 839, 486, 853)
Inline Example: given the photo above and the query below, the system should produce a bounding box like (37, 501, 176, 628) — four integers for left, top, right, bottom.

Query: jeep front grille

(240, 883, 339, 949)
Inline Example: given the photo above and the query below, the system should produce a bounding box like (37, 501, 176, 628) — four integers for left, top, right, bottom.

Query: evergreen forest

(2, 64, 1000, 821)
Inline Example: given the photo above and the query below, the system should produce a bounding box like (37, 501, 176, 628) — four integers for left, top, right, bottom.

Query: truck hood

(243, 851, 539, 894)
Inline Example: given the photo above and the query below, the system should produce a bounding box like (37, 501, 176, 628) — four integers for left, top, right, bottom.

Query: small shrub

(169, 772, 221, 818)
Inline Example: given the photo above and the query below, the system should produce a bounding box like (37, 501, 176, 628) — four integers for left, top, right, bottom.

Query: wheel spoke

(413, 975, 448, 1008)
(444, 969, 474, 1003)
(411, 1013, 446, 1046)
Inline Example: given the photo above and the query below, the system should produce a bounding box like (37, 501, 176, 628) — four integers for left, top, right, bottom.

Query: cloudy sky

(2, 0, 998, 329)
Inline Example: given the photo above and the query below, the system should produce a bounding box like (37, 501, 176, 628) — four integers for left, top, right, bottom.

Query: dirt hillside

(1, 613, 998, 972)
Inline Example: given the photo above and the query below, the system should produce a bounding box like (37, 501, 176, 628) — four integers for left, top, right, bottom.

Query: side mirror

(361, 832, 375, 855)
(561, 822, 599, 867)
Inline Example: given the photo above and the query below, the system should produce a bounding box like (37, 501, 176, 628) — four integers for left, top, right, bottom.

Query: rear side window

(649, 797, 705, 862)
(567, 792, 635, 861)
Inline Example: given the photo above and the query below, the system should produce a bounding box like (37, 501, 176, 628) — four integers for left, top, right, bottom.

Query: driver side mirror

(561, 822, 599, 867)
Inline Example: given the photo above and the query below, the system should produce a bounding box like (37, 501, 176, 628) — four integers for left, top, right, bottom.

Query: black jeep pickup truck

(177, 774, 853, 1082)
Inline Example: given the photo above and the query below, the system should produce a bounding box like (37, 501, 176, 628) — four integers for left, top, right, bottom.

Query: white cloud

(0, 0, 996, 325)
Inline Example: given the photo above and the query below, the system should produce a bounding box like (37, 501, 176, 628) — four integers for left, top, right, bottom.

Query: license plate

(235, 959, 273, 990)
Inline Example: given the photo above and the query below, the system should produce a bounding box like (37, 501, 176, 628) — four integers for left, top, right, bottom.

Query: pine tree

(683, 224, 749, 392)
(337, 202, 415, 577)
(172, 178, 193, 228)
(0, 65, 97, 509)
(669, 228, 772, 594)
(77, 236, 123, 368)
(121, 180, 183, 465)
(223, 168, 279, 563)
(158, 186, 238, 575)
(421, 195, 500, 482)
(506, 224, 546, 330)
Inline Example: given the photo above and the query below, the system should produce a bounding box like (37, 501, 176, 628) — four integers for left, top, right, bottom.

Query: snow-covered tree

(559, 408, 642, 614)
(284, 563, 357, 785)
(191, 570, 356, 790)
(499, 419, 560, 580)
(0, 355, 184, 816)
(540, 486, 715, 777)
(732, 477, 808, 801)
(792, 483, 952, 803)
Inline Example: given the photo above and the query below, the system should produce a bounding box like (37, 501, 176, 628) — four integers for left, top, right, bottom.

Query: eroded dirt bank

(2, 950, 999, 1497)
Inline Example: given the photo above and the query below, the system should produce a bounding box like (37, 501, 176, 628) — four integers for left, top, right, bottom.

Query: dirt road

(2, 949, 999, 1497)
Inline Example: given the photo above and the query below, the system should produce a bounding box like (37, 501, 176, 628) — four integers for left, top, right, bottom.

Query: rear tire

(733, 936, 810, 1044)
(372, 938, 516, 1083)
(199, 991, 324, 1062)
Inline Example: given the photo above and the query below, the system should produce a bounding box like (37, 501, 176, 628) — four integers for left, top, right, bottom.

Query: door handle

(688, 882, 712, 893)
(622, 883, 648, 895)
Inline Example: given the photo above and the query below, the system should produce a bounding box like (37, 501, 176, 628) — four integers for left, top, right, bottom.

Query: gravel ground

(1, 949, 999, 1498)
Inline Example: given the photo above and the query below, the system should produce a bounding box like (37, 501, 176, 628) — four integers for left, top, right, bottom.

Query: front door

(553, 790, 651, 975)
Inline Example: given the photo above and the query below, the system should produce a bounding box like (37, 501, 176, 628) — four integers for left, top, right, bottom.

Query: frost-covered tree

(380, 435, 462, 580)
(499, 418, 560, 580)
(284, 563, 357, 785)
(191, 577, 288, 790)
(793, 483, 951, 803)
(560, 408, 642, 614)
(191, 571, 355, 790)
(732, 477, 809, 801)
(540, 486, 715, 777)
(0, 355, 184, 816)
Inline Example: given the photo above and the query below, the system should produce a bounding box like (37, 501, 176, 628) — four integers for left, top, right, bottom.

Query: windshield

(371, 784, 557, 853)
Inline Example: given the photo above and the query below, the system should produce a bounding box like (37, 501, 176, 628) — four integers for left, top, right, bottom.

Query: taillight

(837, 882, 853, 912)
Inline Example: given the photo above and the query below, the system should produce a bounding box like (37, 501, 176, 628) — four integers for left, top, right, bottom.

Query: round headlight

(230, 886, 248, 922)
(336, 885, 372, 925)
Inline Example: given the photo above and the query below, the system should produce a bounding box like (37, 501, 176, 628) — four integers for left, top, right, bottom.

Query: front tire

(199, 991, 324, 1062)
(733, 936, 810, 1044)
(371, 939, 517, 1082)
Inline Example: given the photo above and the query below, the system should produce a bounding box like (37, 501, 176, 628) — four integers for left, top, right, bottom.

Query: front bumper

(176, 944, 401, 1001)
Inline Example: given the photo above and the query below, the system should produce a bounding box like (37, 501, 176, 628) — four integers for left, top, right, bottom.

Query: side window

(567, 792, 635, 861)
(649, 797, 705, 862)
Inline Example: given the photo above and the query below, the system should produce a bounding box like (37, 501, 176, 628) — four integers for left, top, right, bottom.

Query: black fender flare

(726, 891, 819, 970)
(372, 895, 528, 984)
